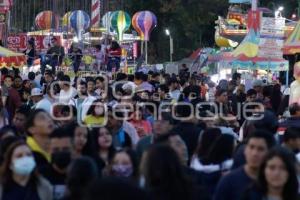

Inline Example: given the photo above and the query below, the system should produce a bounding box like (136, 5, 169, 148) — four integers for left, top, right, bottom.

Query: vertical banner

(91, 0, 100, 28)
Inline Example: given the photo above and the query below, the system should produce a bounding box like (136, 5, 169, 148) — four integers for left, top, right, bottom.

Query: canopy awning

(0, 46, 26, 68)
(283, 20, 300, 55)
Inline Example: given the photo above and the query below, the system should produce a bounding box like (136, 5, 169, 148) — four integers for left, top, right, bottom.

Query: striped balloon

(110, 11, 131, 41)
(62, 11, 72, 27)
(132, 11, 157, 41)
(35, 11, 59, 30)
(70, 10, 90, 39)
(102, 11, 112, 32)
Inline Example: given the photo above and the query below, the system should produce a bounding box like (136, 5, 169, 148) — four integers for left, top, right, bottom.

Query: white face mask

(11, 156, 36, 176)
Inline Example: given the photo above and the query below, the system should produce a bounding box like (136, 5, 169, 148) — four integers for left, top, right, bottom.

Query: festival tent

(0, 46, 26, 68)
(283, 20, 300, 55)
(217, 11, 288, 71)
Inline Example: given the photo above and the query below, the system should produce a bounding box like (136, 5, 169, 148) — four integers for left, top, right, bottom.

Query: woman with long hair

(242, 147, 299, 200)
(106, 149, 138, 183)
(141, 144, 204, 200)
(0, 140, 52, 200)
(92, 127, 115, 173)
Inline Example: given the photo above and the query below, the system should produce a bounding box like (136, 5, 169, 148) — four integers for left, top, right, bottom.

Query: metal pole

(170, 36, 173, 62)
(145, 40, 148, 65)
(298, 0, 300, 17)
(252, 0, 257, 11)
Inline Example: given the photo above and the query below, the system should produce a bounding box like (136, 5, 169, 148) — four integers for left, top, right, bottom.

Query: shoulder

(37, 176, 53, 200)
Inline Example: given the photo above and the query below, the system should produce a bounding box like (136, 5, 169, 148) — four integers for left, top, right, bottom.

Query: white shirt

(59, 87, 77, 104)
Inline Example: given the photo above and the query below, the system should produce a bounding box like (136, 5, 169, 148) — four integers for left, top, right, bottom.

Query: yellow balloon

(62, 12, 72, 27)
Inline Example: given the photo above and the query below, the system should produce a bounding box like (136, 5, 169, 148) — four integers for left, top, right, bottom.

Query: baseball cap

(31, 88, 43, 97)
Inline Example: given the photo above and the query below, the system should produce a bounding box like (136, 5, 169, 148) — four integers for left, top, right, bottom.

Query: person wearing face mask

(83, 99, 106, 127)
(39, 128, 74, 200)
(106, 149, 138, 184)
(0, 140, 53, 200)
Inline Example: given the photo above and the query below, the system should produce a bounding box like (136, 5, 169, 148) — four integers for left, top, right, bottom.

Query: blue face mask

(112, 164, 133, 177)
(12, 156, 36, 176)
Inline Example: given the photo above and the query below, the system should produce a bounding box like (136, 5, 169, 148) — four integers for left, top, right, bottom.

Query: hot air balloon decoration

(102, 11, 112, 33)
(70, 10, 91, 41)
(132, 11, 157, 41)
(35, 10, 59, 30)
(62, 11, 72, 28)
(110, 11, 131, 41)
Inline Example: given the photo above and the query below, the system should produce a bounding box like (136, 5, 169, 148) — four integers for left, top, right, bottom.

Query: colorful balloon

(102, 11, 112, 31)
(70, 10, 90, 39)
(110, 11, 131, 41)
(132, 11, 157, 41)
(35, 11, 59, 30)
(62, 11, 72, 27)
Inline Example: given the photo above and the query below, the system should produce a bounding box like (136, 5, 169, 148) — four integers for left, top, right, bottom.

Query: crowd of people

(0, 48, 299, 200)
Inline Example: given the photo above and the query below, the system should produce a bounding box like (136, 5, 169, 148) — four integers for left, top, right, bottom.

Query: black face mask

(51, 151, 72, 169)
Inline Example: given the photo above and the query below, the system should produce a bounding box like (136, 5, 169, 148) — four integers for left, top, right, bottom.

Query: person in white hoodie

(190, 134, 235, 199)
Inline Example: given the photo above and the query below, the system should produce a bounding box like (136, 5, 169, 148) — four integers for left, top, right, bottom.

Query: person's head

(44, 71, 53, 83)
(95, 127, 114, 152)
(246, 89, 257, 102)
(283, 127, 300, 153)
(66, 123, 88, 155)
(0, 141, 37, 184)
(257, 147, 298, 200)
(77, 80, 87, 96)
(22, 79, 31, 90)
(28, 71, 35, 81)
(153, 112, 175, 136)
(202, 134, 235, 165)
(109, 149, 138, 178)
(158, 84, 169, 99)
(116, 73, 127, 82)
(50, 127, 74, 171)
(13, 76, 22, 88)
(59, 75, 71, 90)
(86, 78, 95, 93)
(95, 44, 101, 51)
(26, 109, 55, 137)
(50, 37, 58, 47)
(111, 41, 120, 50)
(169, 78, 179, 90)
(232, 72, 241, 85)
(87, 99, 105, 117)
(289, 103, 300, 117)
(215, 89, 228, 103)
(4, 75, 13, 88)
(65, 157, 99, 200)
(140, 144, 190, 198)
(30, 88, 43, 103)
(196, 128, 222, 159)
(155, 131, 189, 165)
(12, 105, 31, 133)
(244, 130, 276, 170)
(151, 72, 160, 82)
(106, 109, 122, 129)
(95, 76, 105, 90)
(252, 79, 264, 93)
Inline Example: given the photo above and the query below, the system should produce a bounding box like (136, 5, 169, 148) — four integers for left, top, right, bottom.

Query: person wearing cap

(252, 79, 264, 100)
(30, 88, 44, 109)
